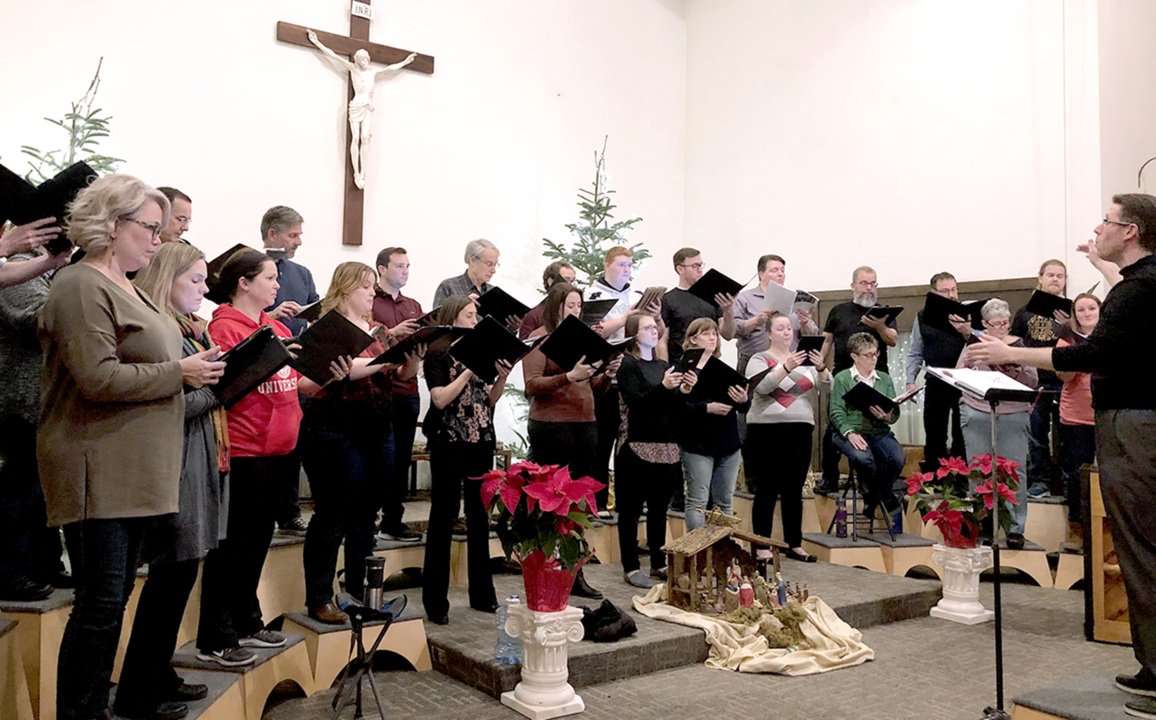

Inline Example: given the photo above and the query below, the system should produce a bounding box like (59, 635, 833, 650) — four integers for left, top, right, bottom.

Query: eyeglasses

(678, 262, 705, 271)
(985, 319, 1011, 328)
(856, 280, 878, 288)
(473, 258, 500, 269)
(1101, 217, 1134, 228)
(853, 351, 879, 359)
(121, 216, 162, 238)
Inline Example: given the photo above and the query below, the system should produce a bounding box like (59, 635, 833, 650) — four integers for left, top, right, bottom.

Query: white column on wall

(1062, 0, 1104, 298)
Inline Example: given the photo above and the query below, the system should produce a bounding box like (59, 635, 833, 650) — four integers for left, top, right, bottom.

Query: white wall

(1099, 0, 1156, 203)
(683, 0, 1076, 294)
(0, 0, 687, 307)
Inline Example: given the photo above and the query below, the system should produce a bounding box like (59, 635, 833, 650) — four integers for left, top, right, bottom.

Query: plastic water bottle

(495, 595, 523, 665)
(835, 497, 848, 538)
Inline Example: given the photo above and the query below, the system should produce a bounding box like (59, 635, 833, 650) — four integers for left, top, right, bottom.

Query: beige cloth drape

(632, 584, 874, 674)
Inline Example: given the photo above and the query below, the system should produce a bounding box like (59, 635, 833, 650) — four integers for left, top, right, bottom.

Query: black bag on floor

(581, 600, 637, 642)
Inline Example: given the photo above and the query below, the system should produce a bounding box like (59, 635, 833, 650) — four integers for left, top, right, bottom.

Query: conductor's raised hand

(565, 355, 599, 383)
(180, 346, 226, 388)
(0, 217, 60, 257)
(967, 333, 1014, 365)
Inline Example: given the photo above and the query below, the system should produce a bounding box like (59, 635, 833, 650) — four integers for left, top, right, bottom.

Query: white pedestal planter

(500, 604, 586, 720)
(929, 544, 994, 625)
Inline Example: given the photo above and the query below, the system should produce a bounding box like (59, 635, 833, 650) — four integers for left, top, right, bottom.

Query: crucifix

(277, 1, 434, 246)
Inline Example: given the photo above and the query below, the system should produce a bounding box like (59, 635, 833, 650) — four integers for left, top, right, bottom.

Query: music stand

(927, 368, 1040, 719)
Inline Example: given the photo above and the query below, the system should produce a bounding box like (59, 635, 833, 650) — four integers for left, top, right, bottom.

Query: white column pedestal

(500, 604, 585, 720)
(929, 544, 994, 625)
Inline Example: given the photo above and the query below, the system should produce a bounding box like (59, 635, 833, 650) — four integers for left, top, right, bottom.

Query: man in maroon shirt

(372, 246, 424, 542)
(518, 260, 576, 339)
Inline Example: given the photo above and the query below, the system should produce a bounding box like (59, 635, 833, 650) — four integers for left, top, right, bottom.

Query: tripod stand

(330, 595, 407, 719)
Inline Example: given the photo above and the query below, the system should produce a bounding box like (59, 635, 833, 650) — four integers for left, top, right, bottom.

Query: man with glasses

(432, 238, 501, 309)
(733, 254, 820, 374)
(660, 247, 736, 365)
(817, 266, 898, 493)
(968, 195, 1156, 719)
(157, 187, 193, 244)
(906, 272, 972, 472)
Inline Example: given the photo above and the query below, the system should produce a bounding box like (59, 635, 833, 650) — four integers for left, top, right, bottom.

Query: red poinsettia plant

(478, 461, 605, 572)
(905, 454, 1021, 548)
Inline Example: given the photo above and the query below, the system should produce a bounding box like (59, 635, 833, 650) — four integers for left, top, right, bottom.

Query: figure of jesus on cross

(307, 29, 416, 189)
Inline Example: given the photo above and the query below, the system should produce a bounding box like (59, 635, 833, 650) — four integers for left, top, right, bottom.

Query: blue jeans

(681, 449, 741, 531)
(960, 404, 1029, 535)
(58, 517, 147, 720)
(1027, 386, 1061, 491)
(301, 423, 393, 608)
(830, 431, 906, 512)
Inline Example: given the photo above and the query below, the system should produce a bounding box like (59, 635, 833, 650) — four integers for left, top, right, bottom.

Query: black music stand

(927, 368, 1040, 720)
(331, 595, 407, 720)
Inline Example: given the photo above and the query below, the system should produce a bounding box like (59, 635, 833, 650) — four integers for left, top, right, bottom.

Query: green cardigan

(829, 368, 900, 437)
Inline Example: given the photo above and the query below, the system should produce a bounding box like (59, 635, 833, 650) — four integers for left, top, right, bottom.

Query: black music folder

(537, 314, 627, 371)
(674, 347, 706, 374)
(290, 310, 375, 384)
(687, 269, 747, 307)
(0, 161, 98, 255)
(475, 287, 531, 323)
(295, 300, 324, 323)
(212, 326, 294, 409)
(580, 298, 618, 325)
(1025, 290, 1073, 318)
(864, 305, 903, 324)
(691, 356, 750, 404)
(449, 315, 541, 383)
(207, 243, 257, 282)
(368, 325, 467, 366)
(922, 292, 986, 331)
(797, 335, 825, 366)
(841, 381, 920, 416)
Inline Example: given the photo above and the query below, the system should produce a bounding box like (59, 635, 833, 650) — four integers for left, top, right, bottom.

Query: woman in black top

(421, 294, 511, 624)
(615, 314, 693, 588)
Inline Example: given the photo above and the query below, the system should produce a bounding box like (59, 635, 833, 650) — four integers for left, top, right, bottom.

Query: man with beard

(817, 265, 898, 492)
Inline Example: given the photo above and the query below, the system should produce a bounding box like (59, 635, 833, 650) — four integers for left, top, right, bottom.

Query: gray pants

(960, 404, 1030, 535)
(1096, 409, 1156, 674)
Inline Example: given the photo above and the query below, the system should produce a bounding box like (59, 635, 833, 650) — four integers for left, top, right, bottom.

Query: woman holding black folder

(523, 282, 615, 598)
(116, 242, 227, 718)
(197, 250, 347, 665)
(678, 318, 749, 531)
(616, 314, 693, 588)
(299, 262, 422, 624)
(745, 312, 830, 562)
(422, 294, 511, 624)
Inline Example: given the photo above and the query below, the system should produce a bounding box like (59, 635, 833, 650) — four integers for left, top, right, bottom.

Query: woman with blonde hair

(38, 174, 224, 720)
(115, 242, 228, 718)
(300, 262, 422, 622)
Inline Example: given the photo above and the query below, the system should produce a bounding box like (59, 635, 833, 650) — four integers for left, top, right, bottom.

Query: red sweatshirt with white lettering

(208, 304, 303, 457)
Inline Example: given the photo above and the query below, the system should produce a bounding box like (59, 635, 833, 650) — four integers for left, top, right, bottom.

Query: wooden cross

(277, 1, 434, 246)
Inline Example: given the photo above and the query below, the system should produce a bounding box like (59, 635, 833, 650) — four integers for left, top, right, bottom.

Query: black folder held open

(369, 325, 467, 366)
(687, 269, 747, 307)
(538, 315, 633, 372)
(841, 381, 921, 416)
(211, 326, 294, 409)
(449, 315, 541, 383)
(475, 287, 532, 323)
(290, 310, 375, 385)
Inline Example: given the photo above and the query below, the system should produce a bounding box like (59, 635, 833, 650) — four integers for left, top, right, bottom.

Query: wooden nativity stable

(662, 512, 788, 613)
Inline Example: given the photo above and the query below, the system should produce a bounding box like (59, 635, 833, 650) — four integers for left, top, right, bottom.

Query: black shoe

(378, 524, 422, 542)
(470, 601, 499, 613)
(784, 548, 818, 563)
(0, 576, 53, 602)
(112, 701, 189, 720)
(40, 571, 74, 589)
(669, 497, 685, 512)
(426, 611, 449, 625)
(1118, 670, 1156, 697)
(649, 566, 668, 581)
(278, 516, 308, 536)
(571, 569, 603, 599)
(1126, 697, 1156, 719)
(813, 480, 838, 495)
(170, 682, 208, 702)
(1006, 533, 1025, 550)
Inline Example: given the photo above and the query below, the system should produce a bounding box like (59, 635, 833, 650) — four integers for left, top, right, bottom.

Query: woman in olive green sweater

(828, 332, 906, 518)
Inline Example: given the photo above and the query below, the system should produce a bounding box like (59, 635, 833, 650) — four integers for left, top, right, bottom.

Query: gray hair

(464, 238, 498, 264)
(981, 298, 1011, 321)
(852, 265, 876, 284)
(66, 174, 170, 256)
(260, 205, 303, 241)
